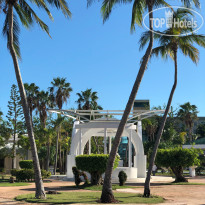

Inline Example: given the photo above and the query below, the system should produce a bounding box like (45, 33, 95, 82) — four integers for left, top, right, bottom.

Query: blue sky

(1, 0, 205, 117)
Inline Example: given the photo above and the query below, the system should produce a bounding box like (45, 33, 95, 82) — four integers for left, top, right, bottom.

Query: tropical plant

(1, 0, 71, 198)
(196, 122, 205, 138)
(177, 102, 198, 142)
(76, 154, 120, 185)
(49, 77, 72, 175)
(89, 0, 170, 202)
(156, 148, 201, 182)
(76, 88, 102, 153)
(24, 83, 39, 125)
(142, 8, 205, 197)
(76, 88, 103, 110)
(6, 84, 24, 169)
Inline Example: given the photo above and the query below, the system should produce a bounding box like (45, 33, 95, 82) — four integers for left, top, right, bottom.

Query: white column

(88, 138, 91, 155)
(79, 128, 82, 155)
(129, 130, 132, 168)
(109, 136, 112, 153)
(104, 128, 107, 154)
(137, 121, 142, 140)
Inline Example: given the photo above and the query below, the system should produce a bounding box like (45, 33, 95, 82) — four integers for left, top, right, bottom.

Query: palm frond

(181, 0, 200, 8)
(179, 43, 199, 64)
(19, 0, 50, 37)
(28, 0, 53, 20)
(3, 12, 21, 59)
(14, 3, 33, 28)
(47, 0, 72, 18)
(101, 0, 132, 23)
(130, 0, 146, 31)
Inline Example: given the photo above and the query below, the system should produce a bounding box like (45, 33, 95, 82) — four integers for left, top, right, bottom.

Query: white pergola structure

(48, 109, 164, 179)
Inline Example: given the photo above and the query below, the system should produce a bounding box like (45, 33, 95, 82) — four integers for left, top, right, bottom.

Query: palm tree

(37, 90, 51, 171)
(76, 88, 103, 110)
(141, 8, 205, 197)
(49, 77, 72, 174)
(1, 0, 71, 198)
(24, 83, 39, 124)
(177, 102, 198, 142)
(88, 0, 170, 202)
(76, 88, 102, 153)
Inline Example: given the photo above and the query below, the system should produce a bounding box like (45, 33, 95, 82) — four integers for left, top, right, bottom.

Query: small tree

(156, 148, 201, 182)
(6, 84, 24, 169)
(76, 154, 119, 185)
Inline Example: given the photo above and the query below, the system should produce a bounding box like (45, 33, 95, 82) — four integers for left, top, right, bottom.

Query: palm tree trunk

(45, 142, 50, 171)
(59, 137, 62, 174)
(8, 4, 46, 199)
(54, 128, 59, 175)
(143, 48, 178, 197)
(100, 4, 154, 203)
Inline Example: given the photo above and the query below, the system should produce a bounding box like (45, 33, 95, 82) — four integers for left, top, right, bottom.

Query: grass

(70, 184, 137, 191)
(0, 182, 30, 186)
(16, 192, 164, 204)
(0, 177, 30, 186)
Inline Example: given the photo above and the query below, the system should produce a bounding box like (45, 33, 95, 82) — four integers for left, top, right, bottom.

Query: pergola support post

(129, 130, 132, 168)
(104, 128, 107, 154)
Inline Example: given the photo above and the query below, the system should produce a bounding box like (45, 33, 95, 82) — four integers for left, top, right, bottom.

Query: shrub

(76, 154, 120, 185)
(72, 166, 81, 187)
(19, 160, 33, 169)
(11, 169, 18, 176)
(118, 171, 127, 186)
(156, 148, 201, 182)
(196, 166, 205, 175)
(41, 169, 51, 179)
(16, 169, 34, 182)
(0, 167, 5, 173)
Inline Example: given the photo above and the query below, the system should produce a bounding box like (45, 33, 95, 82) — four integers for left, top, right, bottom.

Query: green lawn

(70, 184, 137, 191)
(0, 177, 31, 186)
(0, 182, 30, 186)
(16, 192, 164, 204)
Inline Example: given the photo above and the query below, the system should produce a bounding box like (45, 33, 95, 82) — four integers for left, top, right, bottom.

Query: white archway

(67, 120, 146, 179)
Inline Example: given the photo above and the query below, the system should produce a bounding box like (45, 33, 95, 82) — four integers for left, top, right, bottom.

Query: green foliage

(41, 169, 51, 179)
(11, 169, 18, 176)
(118, 171, 127, 186)
(19, 160, 33, 169)
(11, 168, 50, 181)
(76, 154, 119, 185)
(76, 154, 119, 174)
(72, 166, 81, 187)
(0, 168, 5, 173)
(156, 148, 202, 182)
(196, 122, 205, 137)
(16, 169, 34, 182)
(156, 148, 201, 168)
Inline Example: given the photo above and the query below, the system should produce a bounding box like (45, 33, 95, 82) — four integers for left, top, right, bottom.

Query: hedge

(19, 160, 33, 169)
(76, 154, 119, 185)
(11, 169, 51, 181)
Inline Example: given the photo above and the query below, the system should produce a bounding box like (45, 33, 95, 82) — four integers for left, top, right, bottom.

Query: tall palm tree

(88, 0, 170, 202)
(49, 77, 72, 174)
(76, 88, 102, 153)
(1, 0, 71, 199)
(37, 90, 51, 171)
(24, 83, 39, 124)
(177, 102, 198, 142)
(90, 0, 201, 202)
(76, 88, 102, 110)
(141, 8, 205, 197)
